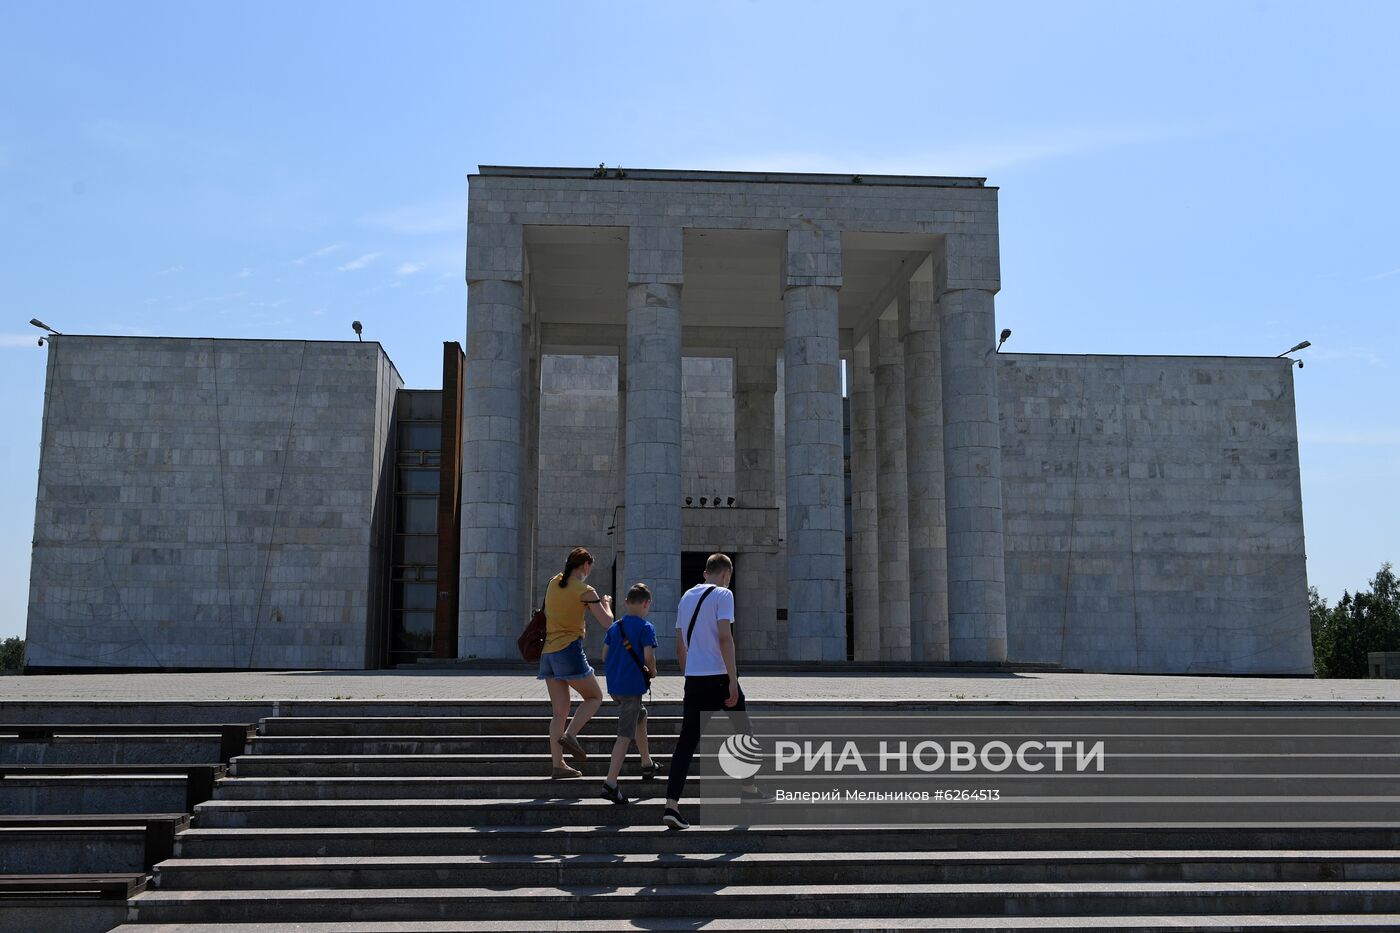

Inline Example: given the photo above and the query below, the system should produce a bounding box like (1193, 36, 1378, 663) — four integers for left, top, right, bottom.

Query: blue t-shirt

(603, 615, 657, 697)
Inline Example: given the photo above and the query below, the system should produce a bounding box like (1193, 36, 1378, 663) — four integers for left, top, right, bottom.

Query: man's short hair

(625, 582, 652, 603)
(704, 553, 733, 575)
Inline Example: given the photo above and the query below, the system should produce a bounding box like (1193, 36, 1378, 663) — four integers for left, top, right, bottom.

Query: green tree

(1312, 563, 1400, 678)
(0, 637, 23, 673)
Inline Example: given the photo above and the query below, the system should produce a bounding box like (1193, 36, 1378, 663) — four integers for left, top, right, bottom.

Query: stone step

(0, 824, 148, 873)
(170, 823, 1400, 860)
(254, 714, 1400, 737)
(190, 797, 1400, 828)
(124, 880, 1400, 923)
(102, 914, 1400, 933)
(245, 734, 1400, 756)
(228, 752, 1400, 778)
(0, 774, 188, 815)
(148, 849, 1400, 890)
(0, 735, 233, 766)
(208, 773, 1400, 801)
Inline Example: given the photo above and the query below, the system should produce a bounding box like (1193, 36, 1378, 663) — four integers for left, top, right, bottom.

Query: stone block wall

(681, 356, 736, 503)
(997, 353, 1312, 674)
(25, 336, 401, 670)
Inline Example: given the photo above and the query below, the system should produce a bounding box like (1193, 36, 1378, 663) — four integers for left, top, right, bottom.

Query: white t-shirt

(675, 583, 735, 677)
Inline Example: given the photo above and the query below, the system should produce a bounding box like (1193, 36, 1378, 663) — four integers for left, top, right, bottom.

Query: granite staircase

(114, 703, 1400, 931)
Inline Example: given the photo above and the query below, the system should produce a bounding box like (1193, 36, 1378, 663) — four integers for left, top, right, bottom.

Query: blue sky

(2, 1, 1396, 641)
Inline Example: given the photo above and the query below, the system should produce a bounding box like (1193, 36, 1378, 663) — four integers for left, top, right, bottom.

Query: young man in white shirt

(663, 552, 766, 830)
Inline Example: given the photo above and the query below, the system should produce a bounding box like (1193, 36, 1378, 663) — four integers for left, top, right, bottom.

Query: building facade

(23, 166, 1314, 674)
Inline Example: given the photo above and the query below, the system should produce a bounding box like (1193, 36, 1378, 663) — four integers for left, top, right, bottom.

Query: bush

(0, 637, 23, 673)
(1312, 563, 1400, 678)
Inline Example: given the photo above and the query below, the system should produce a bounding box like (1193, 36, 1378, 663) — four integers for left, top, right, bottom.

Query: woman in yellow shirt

(538, 546, 614, 778)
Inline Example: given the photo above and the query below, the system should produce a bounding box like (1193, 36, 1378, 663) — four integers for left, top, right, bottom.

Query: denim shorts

(536, 637, 594, 681)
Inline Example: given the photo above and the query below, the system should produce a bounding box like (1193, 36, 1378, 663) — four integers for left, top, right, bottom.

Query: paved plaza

(2, 669, 1397, 702)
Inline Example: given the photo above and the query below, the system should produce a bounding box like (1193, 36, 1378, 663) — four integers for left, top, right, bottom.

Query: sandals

(559, 732, 588, 764)
(640, 760, 663, 781)
(551, 764, 582, 779)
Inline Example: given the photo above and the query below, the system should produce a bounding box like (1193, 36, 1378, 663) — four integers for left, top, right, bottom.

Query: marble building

(23, 166, 1312, 675)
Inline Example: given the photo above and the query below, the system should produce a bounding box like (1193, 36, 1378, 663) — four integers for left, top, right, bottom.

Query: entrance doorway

(681, 551, 737, 594)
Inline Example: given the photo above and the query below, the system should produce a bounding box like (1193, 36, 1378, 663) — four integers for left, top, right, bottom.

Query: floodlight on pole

(30, 318, 63, 336)
(995, 328, 1012, 352)
(1277, 340, 1311, 357)
(352, 321, 363, 342)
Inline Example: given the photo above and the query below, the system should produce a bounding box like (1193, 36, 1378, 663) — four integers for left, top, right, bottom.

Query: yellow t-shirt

(542, 573, 596, 654)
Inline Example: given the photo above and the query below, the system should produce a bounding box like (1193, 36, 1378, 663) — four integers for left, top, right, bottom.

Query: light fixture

(699, 497, 708, 506)
(29, 318, 63, 336)
(685, 497, 693, 506)
(352, 321, 363, 342)
(727, 497, 735, 507)
(712, 495, 720, 507)
(1277, 340, 1311, 357)
(996, 328, 1012, 352)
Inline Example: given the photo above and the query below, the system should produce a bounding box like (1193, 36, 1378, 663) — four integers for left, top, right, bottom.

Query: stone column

(734, 344, 780, 658)
(613, 350, 627, 596)
(460, 277, 525, 659)
(782, 228, 846, 662)
(626, 226, 684, 658)
(873, 315, 911, 660)
(938, 237, 1008, 662)
(849, 337, 880, 661)
(902, 277, 949, 662)
(518, 342, 540, 633)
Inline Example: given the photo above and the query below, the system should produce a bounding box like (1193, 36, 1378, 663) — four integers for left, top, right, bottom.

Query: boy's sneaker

(600, 781, 628, 805)
(662, 807, 690, 830)
(739, 784, 772, 802)
(640, 760, 664, 781)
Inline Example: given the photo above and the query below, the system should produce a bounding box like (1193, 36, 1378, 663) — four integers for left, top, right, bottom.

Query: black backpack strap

(620, 618, 652, 684)
(684, 585, 717, 648)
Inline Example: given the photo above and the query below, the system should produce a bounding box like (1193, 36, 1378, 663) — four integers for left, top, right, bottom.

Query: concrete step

(0, 824, 148, 873)
(190, 796, 1400, 828)
(0, 774, 188, 815)
(245, 733, 1400, 756)
(254, 713, 1400, 737)
(124, 880, 1400, 923)
(0, 734, 233, 766)
(169, 823, 1400, 860)
(148, 849, 1400, 890)
(102, 914, 1400, 932)
(227, 752, 1400, 778)
(208, 773, 1400, 800)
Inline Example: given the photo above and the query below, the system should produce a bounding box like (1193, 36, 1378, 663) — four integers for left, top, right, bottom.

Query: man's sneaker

(662, 807, 690, 830)
(740, 784, 772, 802)
(559, 732, 588, 764)
(600, 781, 628, 805)
(640, 760, 664, 781)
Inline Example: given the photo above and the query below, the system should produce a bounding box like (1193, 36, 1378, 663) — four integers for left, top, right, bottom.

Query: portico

(460, 166, 1007, 664)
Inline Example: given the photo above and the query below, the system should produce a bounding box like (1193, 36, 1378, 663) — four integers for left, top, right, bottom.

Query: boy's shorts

(613, 694, 648, 738)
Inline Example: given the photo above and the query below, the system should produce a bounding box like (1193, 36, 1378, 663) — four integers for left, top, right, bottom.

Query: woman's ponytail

(560, 546, 593, 587)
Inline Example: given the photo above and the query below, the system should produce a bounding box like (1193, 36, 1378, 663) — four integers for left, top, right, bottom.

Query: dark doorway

(682, 551, 737, 594)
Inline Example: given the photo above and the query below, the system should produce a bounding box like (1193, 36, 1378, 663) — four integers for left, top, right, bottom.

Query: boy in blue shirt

(599, 582, 660, 804)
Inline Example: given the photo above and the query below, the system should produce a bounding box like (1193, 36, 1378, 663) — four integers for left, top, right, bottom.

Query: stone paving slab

(1, 670, 1398, 703)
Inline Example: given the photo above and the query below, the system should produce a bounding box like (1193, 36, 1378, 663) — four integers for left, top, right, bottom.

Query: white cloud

(1362, 266, 1400, 282)
(235, 267, 253, 279)
(157, 264, 183, 276)
(395, 261, 425, 276)
(0, 333, 42, 348)
(293, 243, 344, 265)
(336, 252, 381, 272)
(361, 200, 463, 236)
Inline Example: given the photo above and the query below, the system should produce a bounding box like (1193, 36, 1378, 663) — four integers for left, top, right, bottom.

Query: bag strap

(684, 585, 717, 648)
(620, 618, 651, 684)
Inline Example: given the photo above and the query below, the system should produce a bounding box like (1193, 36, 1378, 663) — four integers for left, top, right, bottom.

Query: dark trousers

(665, 674, 752, 801)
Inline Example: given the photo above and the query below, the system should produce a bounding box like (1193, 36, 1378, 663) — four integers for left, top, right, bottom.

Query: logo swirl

(717, 733, 764, 780)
